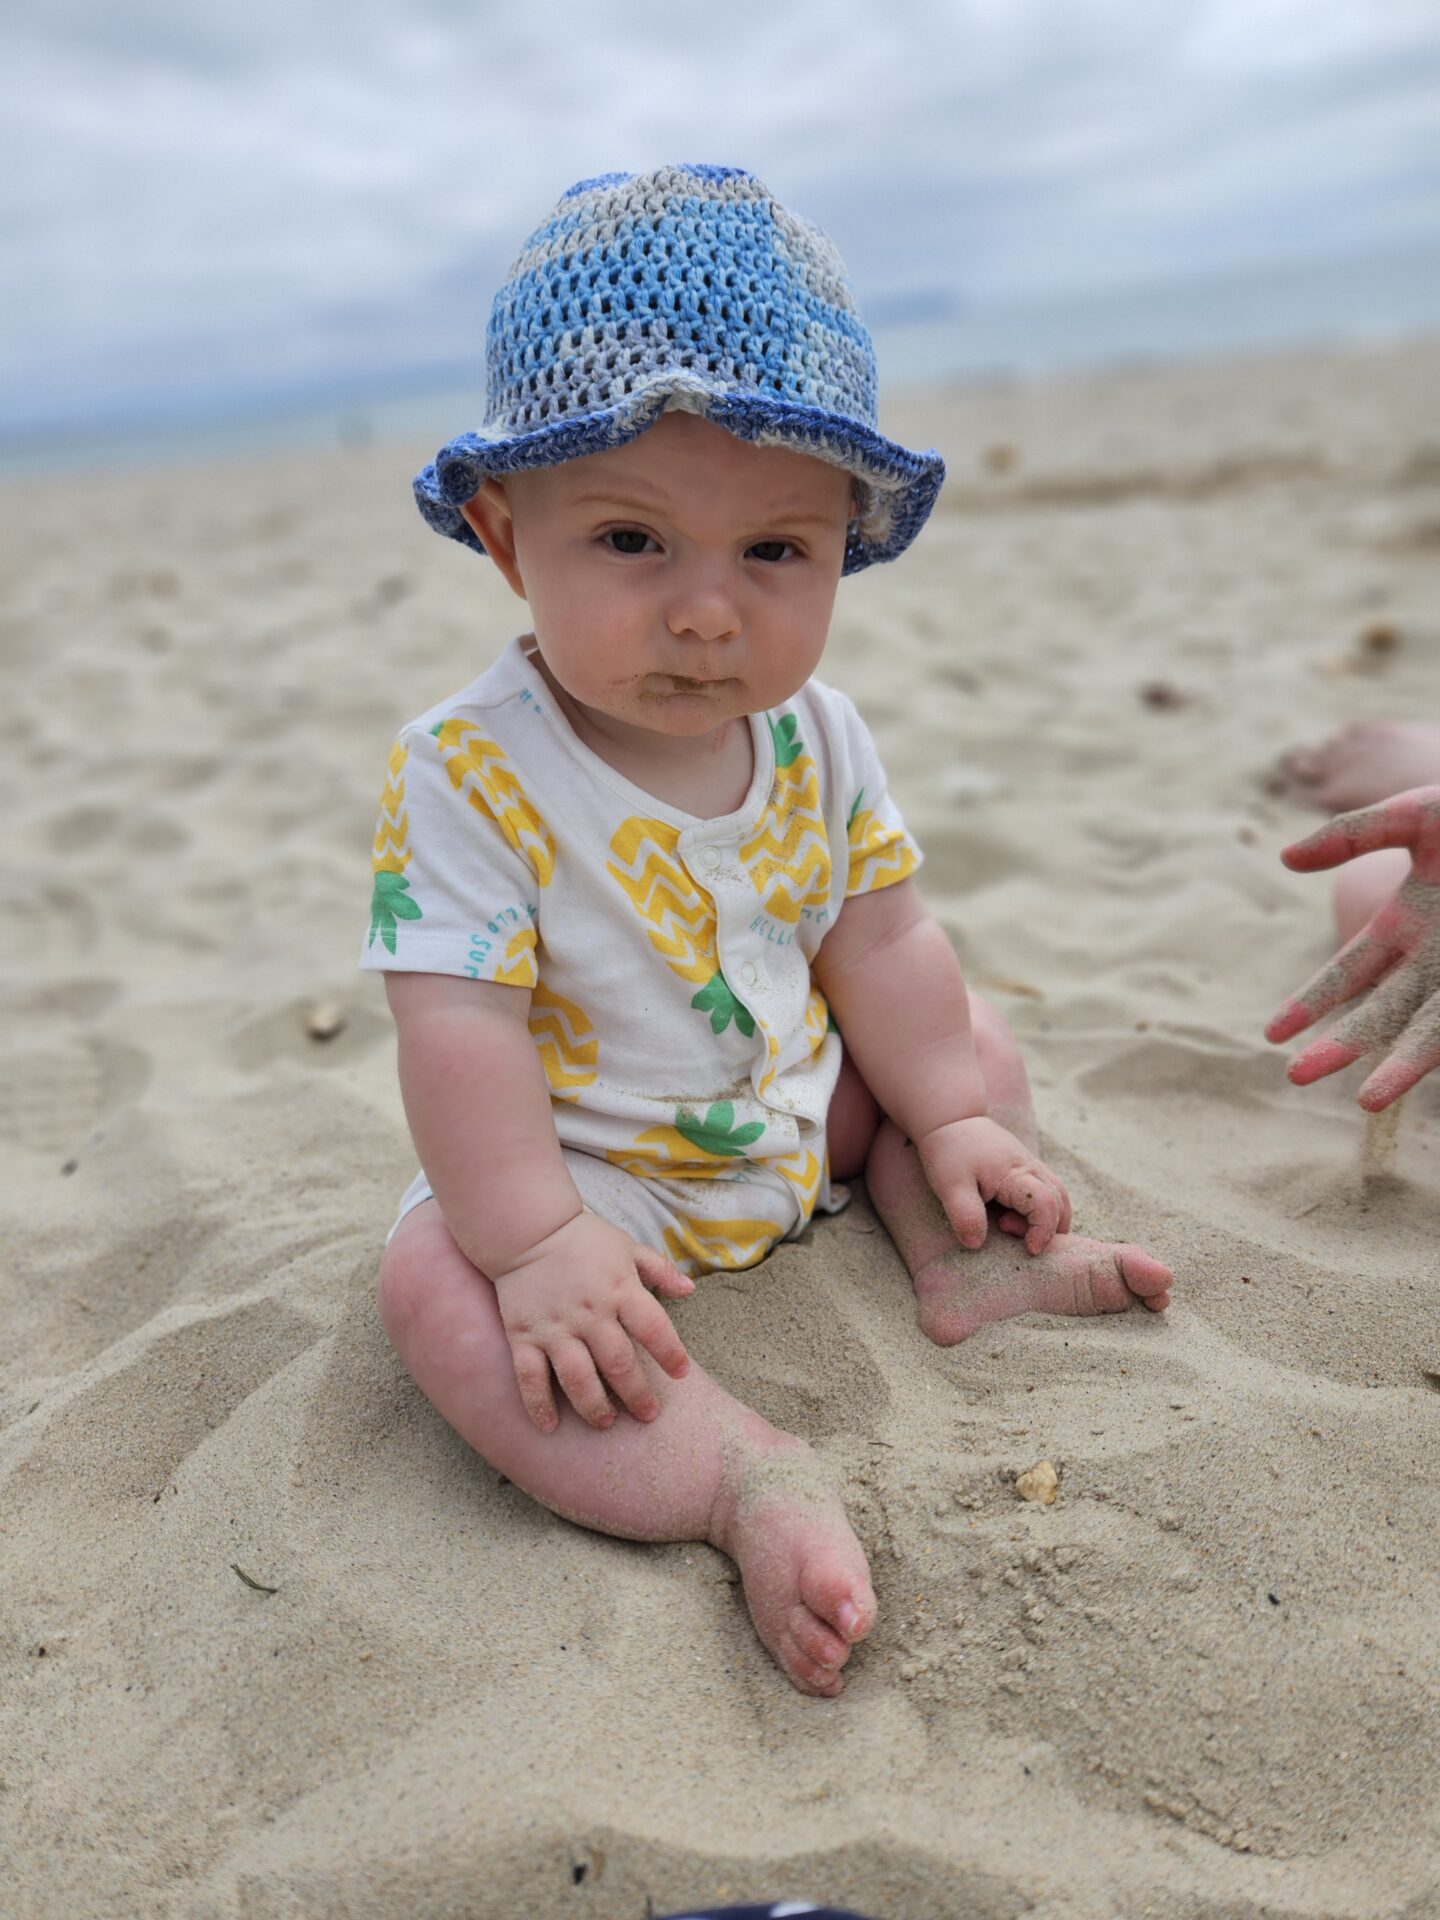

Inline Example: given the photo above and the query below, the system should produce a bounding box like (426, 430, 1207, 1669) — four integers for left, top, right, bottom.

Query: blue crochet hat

(415, 164, 945, 575)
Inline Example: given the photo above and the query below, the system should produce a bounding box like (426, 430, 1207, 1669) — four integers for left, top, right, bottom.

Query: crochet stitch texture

(415, 164, 945, 574)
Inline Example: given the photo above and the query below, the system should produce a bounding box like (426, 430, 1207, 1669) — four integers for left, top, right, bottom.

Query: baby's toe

(784, 1648, 844, 1697)
(788, 1603, 850, 1672)
(800, 1555, 875, 1646)
(1119, 1246, 1174, 1303)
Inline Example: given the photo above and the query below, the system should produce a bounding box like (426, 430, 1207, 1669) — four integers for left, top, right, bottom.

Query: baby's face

(461, 410, 854, 748)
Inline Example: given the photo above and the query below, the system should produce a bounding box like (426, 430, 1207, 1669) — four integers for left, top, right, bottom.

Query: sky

(6, 0, 1440, 443)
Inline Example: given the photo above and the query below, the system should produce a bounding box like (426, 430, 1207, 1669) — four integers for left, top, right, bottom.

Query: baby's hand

(916, 1117, 1072, 1255)
(491, 1214, 694, 1433)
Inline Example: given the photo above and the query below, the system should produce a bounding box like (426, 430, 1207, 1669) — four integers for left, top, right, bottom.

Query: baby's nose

(664, 568, 742, 643)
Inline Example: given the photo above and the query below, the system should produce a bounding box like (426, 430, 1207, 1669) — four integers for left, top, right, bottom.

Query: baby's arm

(385, 974, 692, 1429)
(814, 880, 1069, 1251)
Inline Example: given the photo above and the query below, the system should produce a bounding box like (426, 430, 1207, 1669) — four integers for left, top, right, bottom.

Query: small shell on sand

(1015, 1461, 1059, 1505)
(306, 1001, 346, 1041)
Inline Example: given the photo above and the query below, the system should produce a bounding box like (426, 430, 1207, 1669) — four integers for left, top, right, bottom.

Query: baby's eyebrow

(567, 492, 842, 530)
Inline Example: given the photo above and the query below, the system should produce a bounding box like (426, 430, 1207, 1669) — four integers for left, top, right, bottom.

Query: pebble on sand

(1015, 1461, 1059, 1505)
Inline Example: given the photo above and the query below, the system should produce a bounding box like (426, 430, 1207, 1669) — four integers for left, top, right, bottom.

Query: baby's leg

(1335, 848, 1409, 943)
(377, 1200, 876, 1697)
(1274, 721, 1440, 813)
(1271, 720, 1436, 940)
(863, 993, 1173, 1346)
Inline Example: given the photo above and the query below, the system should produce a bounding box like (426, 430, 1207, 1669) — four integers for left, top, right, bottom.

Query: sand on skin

(2, 340, 1439, 1918)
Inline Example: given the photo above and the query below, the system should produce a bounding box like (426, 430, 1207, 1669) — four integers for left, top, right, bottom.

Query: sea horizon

(6, 241, 1438, 480)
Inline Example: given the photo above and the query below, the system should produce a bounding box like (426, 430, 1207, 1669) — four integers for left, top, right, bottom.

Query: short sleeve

(834, 692, 923, 899)
(360, 721, 547, 985)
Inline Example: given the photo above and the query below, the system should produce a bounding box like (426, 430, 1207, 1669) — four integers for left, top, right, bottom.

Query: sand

(3, 339, 1439, 1919)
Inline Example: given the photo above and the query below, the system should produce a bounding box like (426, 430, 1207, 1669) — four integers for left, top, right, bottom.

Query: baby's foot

(913, 1231, 1173, 1347)
(710, 1442, 876, 1698)
(1272, 722, 1440, 813)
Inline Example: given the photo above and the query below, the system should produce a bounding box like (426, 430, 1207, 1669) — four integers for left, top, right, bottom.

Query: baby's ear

(460, 480, 527, 598)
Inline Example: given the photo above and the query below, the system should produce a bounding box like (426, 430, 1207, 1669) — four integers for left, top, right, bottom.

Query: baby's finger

(943, 1182, 989, 1250)
(631, 1244, 696, 1299)
(549, 1337, 615, 1429)
(511, 1341, 558, 1434)
(1055, 1181, 1073, 1235)
(586, 1324, 659, 1422)
(1003, 1172, 1062, 1254)
(996, 1208, 1028, 1237)
(619, 1290, 691, 1381)
(1265, 929, 1395, 1043)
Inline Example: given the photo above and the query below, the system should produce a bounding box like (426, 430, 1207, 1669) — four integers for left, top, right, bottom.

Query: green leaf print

(847, 788, 865, 828)
(674, 1101, 767, 1157)
(368, 869, 423, 954)
(769, 712, 804, 768)
(690, 970, 756, 1037)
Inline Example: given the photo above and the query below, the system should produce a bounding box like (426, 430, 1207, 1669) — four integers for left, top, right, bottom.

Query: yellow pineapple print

(607, 816, 757, 1040)
(607, 816, 716, 982)
(771, 1144, 824, 1213)
(529, 984, 598, 1100)
(740, 713, 831, 925)
(605, 1099, 766, 1180)
(433, 719, 556, 886)
(368, 738, 422, 955)
(661, 1212, 784, 1275)
(846, 784, 917, 895)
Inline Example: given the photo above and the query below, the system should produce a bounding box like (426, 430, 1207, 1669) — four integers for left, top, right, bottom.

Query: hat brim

(413, 379, 945, 575)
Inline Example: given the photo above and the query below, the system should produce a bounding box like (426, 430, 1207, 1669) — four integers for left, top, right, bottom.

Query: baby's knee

(1333, 848, 1408, 944)
(376, 1234, 429, 1350)
(375, 1203, 499, 1361)
(967, 989, 1018, 1065)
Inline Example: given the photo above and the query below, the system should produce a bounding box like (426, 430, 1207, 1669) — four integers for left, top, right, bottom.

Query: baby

(363, 165, 1173, 1698)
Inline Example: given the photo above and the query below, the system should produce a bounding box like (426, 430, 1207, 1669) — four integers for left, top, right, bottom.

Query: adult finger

(586, 1323, 660, 1422)
(631, 1243, 695, 1300)
(1265, 929, 1396, 1043)
(511, 1341, 558, 1434)
(618, 1289, 691, 1380)
(1323, 962, 1429, 1061)
(1357, 997, 1440, 1110)
(1281, 787, 1440, 873)
(549, 1337, 615, 1429)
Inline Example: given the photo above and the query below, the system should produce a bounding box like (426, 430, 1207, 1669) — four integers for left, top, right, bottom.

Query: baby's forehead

(534, 411, 857, 511)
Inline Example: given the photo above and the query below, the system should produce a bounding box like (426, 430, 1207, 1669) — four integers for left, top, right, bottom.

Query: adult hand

(491, 1214, 693, 1432)
(1265, 785, 1440, 1110)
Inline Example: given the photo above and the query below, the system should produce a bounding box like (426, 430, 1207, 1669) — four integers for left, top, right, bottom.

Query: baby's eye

(748, 540, 796, 563)
(603, 528, 656, 555)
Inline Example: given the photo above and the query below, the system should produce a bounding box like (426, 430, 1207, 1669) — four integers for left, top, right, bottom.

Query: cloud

(3, 0, 1438, 433)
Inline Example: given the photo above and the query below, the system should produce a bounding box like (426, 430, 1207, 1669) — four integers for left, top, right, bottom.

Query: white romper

(360, 634, 922, 1274)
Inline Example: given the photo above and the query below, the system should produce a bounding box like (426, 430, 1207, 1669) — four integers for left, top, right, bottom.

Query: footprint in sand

(0, 981, 149, 1164)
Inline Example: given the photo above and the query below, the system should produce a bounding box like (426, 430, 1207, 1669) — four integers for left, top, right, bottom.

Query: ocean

(4, 244, 1437, 478)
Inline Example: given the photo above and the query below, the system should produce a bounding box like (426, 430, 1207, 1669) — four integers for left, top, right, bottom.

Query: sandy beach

(3, 337, 1439, 1919)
